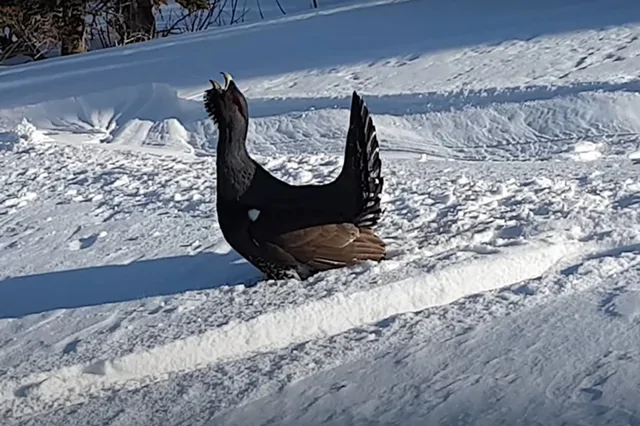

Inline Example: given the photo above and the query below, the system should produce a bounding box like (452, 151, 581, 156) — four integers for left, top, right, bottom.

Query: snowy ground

(3, 0, 640, 424)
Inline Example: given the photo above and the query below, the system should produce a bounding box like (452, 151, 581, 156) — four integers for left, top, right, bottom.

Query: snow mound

(4, 84, 640, 161)
(0, 84, 209, 154)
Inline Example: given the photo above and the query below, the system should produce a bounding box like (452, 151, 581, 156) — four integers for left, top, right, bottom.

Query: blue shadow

(0, 251, 262, 319)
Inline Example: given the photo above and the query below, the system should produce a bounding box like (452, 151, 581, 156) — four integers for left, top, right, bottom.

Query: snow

(2, 0, 640, 424)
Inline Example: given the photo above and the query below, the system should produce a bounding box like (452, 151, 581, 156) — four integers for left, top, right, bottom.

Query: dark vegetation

(0, 0, 309, 64)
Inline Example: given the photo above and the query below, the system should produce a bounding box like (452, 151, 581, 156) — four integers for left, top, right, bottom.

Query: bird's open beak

(209, 72, 233, 92)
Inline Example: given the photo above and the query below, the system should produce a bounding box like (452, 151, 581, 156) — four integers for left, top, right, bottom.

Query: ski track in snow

(3, 0, 640, 423)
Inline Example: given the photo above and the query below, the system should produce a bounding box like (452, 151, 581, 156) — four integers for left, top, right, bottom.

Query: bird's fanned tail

(347, 91, 384, 228)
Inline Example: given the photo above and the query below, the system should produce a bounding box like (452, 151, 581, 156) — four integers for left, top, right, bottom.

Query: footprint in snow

(14, 380, 46, 398)
(62, 338, 81, 355)
(83, 359, 109, 375)
(68, 233, 103, 250)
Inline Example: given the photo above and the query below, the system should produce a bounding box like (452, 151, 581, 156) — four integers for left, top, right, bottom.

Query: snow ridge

(1, 239, 587, 418)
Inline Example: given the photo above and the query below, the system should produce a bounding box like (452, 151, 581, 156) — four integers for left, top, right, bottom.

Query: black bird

(205, 72, 386, 281)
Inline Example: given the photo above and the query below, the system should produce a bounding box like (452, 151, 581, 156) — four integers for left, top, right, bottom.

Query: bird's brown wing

(266, 223, 386, 271)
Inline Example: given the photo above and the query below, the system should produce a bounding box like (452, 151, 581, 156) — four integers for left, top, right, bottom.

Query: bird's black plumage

(205, 72, 386, 281)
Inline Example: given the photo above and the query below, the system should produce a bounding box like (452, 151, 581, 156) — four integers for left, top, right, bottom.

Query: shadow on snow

(0, 250, 262, 319)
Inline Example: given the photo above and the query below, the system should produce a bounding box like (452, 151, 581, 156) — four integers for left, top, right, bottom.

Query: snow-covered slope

(2, 0, 640, 424)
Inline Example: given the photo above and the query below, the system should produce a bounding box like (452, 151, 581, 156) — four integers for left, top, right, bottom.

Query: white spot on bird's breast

(248, 209, 261, 221)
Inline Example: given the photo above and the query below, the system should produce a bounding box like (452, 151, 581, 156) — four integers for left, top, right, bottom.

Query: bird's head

(203, 72, 249, 127)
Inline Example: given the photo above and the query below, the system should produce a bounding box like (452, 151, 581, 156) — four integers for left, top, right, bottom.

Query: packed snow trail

(0, 237, 587, 417)
(213, 255, 640, 426)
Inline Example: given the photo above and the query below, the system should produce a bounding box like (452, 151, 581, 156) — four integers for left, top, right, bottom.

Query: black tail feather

(349, 91, 384, 228)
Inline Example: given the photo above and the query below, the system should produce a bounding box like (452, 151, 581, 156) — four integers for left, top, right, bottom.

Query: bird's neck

(216, 120, 255, 198)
